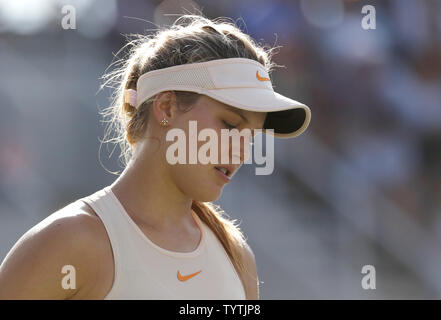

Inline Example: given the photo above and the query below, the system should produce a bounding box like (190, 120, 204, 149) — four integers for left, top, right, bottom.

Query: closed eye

(222, 120, 238, 130)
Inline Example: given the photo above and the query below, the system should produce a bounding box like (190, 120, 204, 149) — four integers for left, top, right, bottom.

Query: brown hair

(100, 14, 279, 294)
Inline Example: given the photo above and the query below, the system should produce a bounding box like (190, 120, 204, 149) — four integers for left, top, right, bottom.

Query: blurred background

(1, 0, 441, 299)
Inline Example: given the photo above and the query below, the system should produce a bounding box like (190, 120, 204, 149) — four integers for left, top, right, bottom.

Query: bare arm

(0, 208, 111, 299)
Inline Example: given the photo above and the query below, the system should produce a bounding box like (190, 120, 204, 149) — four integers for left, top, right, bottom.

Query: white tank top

(78, 185, 246, 300)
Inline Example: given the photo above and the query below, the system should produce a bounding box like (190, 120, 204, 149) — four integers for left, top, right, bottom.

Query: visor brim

(202, 87, 311, 138)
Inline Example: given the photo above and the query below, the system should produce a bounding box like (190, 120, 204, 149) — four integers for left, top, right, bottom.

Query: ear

(151, 91, 178, 125)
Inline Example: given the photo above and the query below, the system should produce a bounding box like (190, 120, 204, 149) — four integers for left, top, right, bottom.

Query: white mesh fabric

(136, 67, 216, 107)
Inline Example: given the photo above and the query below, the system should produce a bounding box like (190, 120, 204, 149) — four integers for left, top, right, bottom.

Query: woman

(0, 15, 310, 299)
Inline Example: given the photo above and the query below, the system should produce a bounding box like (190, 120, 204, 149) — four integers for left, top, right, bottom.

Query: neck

(109, 146, 194, 231)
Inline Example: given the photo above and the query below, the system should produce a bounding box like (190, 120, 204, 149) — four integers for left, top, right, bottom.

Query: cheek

(170, 163, 224, 202)
(180, 116, 223, 159)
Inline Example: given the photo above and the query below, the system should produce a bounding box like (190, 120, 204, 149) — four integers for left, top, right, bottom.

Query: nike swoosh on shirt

(177, 270, 202, 281)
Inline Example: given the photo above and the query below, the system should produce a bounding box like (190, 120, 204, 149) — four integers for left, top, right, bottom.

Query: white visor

(135, 58, 311, 138)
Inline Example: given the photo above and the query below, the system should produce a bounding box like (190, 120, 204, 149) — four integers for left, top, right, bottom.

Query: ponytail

(192, 200, 248, 278)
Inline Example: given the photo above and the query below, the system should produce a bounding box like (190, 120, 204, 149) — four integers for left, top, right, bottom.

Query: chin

(188, 186, 224, 203)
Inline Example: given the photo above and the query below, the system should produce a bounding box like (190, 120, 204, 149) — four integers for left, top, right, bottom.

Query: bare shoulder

(239, 241, 259, 300)
(0, 199, 114, 300)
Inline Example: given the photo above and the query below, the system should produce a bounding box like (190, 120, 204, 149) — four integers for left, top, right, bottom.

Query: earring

(160, 118, 169, 126)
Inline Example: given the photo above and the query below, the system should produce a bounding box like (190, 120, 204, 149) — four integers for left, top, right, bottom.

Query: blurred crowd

(231, 0, 441, 227)
(0, 0, 440, 298)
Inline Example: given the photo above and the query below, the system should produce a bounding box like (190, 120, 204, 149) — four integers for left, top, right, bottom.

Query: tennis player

(0, 15, 310, 299)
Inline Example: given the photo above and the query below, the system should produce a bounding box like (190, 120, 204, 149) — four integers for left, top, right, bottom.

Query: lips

(214, 165, 235, 178)
(215, 167, 230, 183)
(215, 167, 228, 176)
